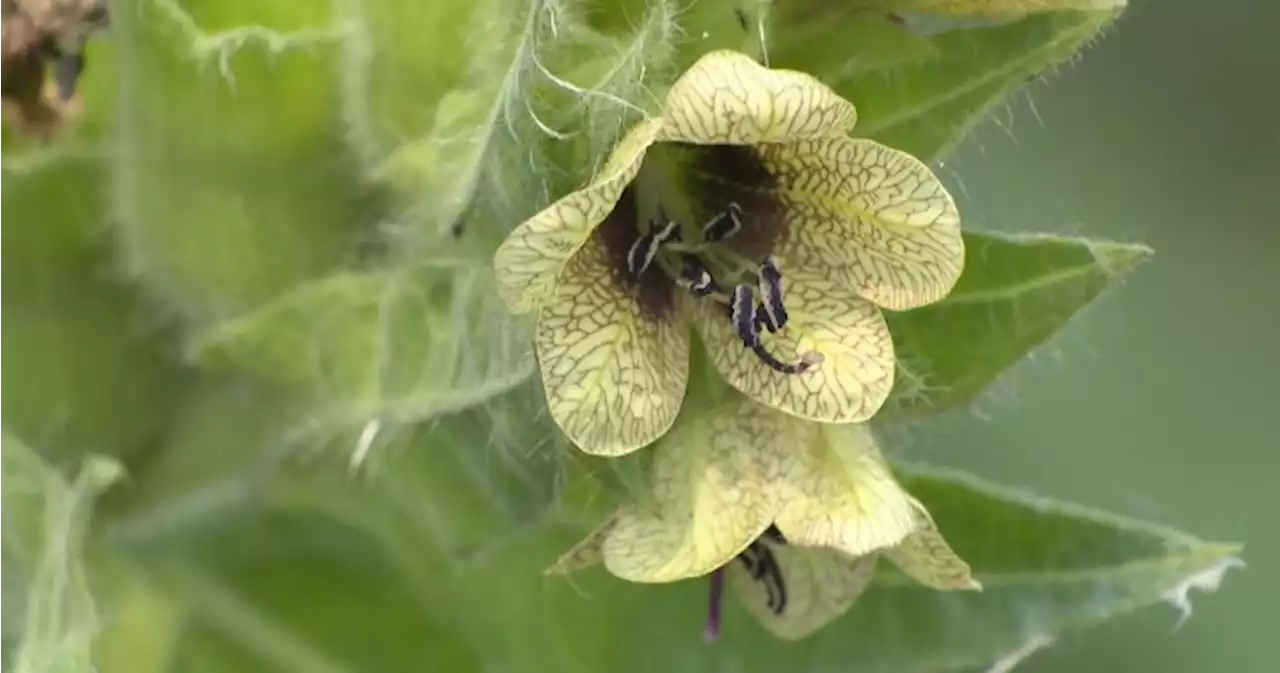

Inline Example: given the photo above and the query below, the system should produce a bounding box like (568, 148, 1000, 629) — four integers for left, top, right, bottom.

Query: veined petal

(694, 265, 896, 423)
(601, 398, 783, 583)
(772, 423, 919, 557)
(761, 137, 965, 310)
(545, 517, 617, 575)
(886, 498, 982, 590)
(729, 541, 878, 641)
(494, 118, 663, 313)
(657, 50, 856, 146)
(535, 236, 689, 456)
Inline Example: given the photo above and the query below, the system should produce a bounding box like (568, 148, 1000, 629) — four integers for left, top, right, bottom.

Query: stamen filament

(711, 248, 763, 276)
(752, 343, 822, 374)
(664, 241, 711, 254)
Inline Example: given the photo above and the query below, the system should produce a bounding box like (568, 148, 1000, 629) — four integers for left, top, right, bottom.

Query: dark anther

(756, 255, 787, 333)
(684, 145, 785, 260)
(736, 541, 788, 615)
(730, 284, 758, 345)
(738, 544, 764, 576)
(679, 254, 715, 296)
(595, 180, 677, 320)
(702, 202, 743, 243)
(709, 528, 790, 639)
(626, 232, 658, 277)
(628, 220, 681, 278)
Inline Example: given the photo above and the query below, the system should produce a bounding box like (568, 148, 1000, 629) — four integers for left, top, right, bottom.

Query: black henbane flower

(494, 51, 964, 456)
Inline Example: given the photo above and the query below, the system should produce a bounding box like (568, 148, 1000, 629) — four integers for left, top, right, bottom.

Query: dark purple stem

(704, 567, 725, 643)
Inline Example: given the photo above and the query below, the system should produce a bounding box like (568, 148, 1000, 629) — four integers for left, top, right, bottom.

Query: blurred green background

(3, 0, 1273, 671)
(906, 0, 1276, 670)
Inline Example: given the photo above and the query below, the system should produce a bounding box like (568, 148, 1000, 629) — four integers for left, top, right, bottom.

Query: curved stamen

(751, 343, 823, 374)
(731, 284, 823, 374)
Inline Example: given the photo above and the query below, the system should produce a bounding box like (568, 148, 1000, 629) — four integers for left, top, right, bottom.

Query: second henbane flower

(494, 50, 965, 456)
(545, 395, 980, 641)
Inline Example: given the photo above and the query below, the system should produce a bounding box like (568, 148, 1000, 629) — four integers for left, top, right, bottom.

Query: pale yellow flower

(546, 396, 979, 640)
(494, 50, 964, 456)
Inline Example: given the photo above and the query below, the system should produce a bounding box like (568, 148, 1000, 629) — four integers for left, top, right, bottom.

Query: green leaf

(2, 435, 123, 673)
(110, 0, 374, 325)
(1, 156, 190, 467)
(97, 400, 561, 673)
(882, 233, 1151, 419)
(93, 570, 184, 673)
(347, 0, 544, 252)
(770, 13, 938, 84)
(98, 380, 299, 545)
(187, 262, 535, 445)
(97, 517, 483, 673)
(772, 8, 1119, 159)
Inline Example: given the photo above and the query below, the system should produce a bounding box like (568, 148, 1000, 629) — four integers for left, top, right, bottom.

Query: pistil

(704, 567, 726, 643)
